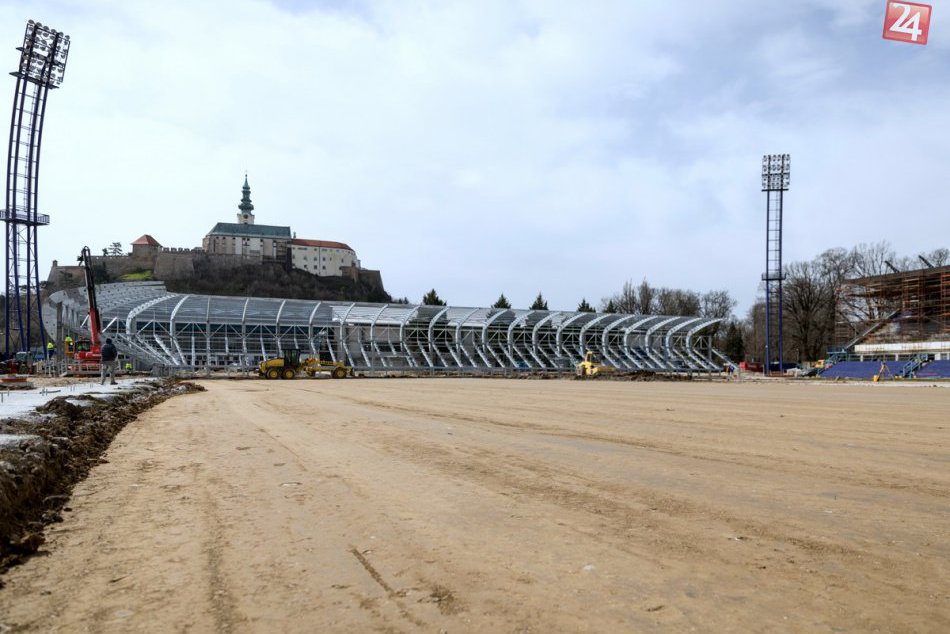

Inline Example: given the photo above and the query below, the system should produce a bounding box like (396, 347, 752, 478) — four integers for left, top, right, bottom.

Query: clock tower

(237, 174, 255, 225)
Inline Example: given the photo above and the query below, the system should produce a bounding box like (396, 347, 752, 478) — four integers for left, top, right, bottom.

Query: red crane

(74, 246, 102, 371)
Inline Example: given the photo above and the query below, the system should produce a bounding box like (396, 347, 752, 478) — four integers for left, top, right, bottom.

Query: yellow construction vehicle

(259, 349, 352, 380)
(576, 351, 616, 378)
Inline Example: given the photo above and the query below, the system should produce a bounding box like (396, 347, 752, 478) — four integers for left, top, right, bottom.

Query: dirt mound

(0, 380, 204, 574)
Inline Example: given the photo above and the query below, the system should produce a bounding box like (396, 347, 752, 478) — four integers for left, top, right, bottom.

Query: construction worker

(46, 340, 55, 359)
(124, 361, 133, 373)
(100, 338, 118, 385)
(64, 335, 74, 357)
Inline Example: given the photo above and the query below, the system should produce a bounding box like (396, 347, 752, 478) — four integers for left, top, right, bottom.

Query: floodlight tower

(761, 153, 790, 374)
(2, 20, 70, 356)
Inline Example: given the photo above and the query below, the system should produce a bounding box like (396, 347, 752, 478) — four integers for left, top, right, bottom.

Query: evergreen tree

(722, 321, 745, 362)
(422, 289, 446, 306)
(576, 298, 595, 312)
(492, 293, 511, 309)
(604, 299, 617, 314)
(530, 292, 548, 310)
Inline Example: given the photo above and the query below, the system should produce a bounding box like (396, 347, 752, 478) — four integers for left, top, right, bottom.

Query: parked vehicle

(576, 351, 616, 378)
(259, 349, 352, 380)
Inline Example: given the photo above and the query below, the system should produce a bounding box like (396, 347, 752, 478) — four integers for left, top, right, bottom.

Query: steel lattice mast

(2, 20, 70, 356)
(761, 154, 790, 374)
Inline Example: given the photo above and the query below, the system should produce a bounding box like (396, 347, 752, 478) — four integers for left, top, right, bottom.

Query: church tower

(237, 174, 255, 225)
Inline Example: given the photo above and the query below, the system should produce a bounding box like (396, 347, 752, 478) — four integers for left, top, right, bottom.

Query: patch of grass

(119, 270, 154, 281)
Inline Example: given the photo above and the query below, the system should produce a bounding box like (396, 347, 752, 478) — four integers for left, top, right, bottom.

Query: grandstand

(826, 264, 950, 378)
(820, 360, 913, 380)
(43, 282, 727, 374)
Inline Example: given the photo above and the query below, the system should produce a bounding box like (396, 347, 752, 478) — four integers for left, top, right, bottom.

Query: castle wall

(342, 266, 384, 290)
(48, 249, 385, 292)
(153, 251, 197, 279)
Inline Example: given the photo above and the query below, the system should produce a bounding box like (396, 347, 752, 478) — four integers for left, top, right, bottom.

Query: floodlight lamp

(15, 20, 69, 88)
(761, 153, 791, 191)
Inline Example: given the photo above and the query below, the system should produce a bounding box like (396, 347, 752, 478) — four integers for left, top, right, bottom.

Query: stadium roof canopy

(45, 282, 729, 373)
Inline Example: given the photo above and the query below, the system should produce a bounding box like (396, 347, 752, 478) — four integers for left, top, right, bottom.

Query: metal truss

(3, 20, 70, 355)
(761, 153, 790, 372)
(45, 282, 725, 373)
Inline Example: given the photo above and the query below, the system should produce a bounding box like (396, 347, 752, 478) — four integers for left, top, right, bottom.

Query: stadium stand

(916, 360, 950, 379)
(821, 361, 906, 379)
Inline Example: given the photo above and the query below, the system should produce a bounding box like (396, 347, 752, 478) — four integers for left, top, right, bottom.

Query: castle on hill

(48, 177, 383, 292)
(200, 176, 362, 277)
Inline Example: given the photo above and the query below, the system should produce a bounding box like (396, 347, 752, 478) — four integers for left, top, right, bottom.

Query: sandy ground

(0, 378, 947, 633)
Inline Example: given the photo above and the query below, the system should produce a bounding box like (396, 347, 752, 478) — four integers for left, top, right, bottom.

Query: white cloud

(0, 0, 946, 315)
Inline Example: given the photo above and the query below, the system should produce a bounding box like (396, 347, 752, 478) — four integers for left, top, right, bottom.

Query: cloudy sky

(1, 0, 947, 314)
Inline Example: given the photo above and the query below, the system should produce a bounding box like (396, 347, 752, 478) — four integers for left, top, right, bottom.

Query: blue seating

(821, 361, 905, 379)
(916, 360, 950, 378)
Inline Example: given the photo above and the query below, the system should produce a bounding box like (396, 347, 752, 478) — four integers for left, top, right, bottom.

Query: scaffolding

(835, 264, 950, 348)
(44, 282, 727, 374)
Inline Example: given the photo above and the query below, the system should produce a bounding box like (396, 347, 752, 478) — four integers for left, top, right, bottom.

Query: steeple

(237, 173, 255, 225)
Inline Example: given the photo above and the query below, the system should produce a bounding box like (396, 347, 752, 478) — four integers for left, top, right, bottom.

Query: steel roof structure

(45, 282, 728, 373)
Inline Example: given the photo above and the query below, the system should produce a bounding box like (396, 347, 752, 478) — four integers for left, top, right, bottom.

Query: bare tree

(603, 280, 723, 318)
(700, 290, 735, 320)
(613, 280, 639, 314)
(922, 248, 949, 267)
(850, 241, 896, 278)
(655, 288, 700, 316)
(637, 279, 656, 314)
(699, 289, 736, 340)
(603, 278, 654, 314)
(783, 260, 833, 362)
(742, 300, 766, 363)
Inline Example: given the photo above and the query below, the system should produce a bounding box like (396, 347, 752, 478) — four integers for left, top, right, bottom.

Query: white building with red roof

(197, 177, 364, 278)
(289, 238, 360, 276)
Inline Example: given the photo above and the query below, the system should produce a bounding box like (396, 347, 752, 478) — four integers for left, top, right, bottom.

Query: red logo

(883, 1, 932, 45)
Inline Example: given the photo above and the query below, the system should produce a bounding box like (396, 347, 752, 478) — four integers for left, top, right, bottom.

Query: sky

(1, 0, 947, 315)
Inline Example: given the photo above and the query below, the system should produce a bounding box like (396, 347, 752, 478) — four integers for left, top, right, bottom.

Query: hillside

(165, 260, 391, 303)
(47, 257, 391, 304)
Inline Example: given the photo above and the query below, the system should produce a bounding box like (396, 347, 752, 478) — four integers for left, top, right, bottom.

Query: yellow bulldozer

(259, 349, 353, 380)
(576, 351, 616, 378)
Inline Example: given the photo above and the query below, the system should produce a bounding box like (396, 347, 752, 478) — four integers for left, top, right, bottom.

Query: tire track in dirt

(298, 387, 948, 627)
(215, 388, 454, 630)
(348, 422, 882, 563)
(323, 392, 950, 499)
(201, 476, 245, 634)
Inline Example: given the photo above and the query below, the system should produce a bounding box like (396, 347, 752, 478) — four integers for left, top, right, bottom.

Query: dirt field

(0, 378, 947, 632)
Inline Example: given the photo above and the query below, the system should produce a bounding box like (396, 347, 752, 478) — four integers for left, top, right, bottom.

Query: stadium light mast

(761, 153, 790, 375)
(2, 20, 70, 356)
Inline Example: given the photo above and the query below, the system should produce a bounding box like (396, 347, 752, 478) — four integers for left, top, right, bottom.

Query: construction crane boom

(78, 246, 101, 348)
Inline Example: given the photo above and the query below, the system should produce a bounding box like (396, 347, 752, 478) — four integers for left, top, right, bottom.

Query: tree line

(407, 284, 735, 318)
(735, 243, 948, 364)
(401, 241, 946, 365)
